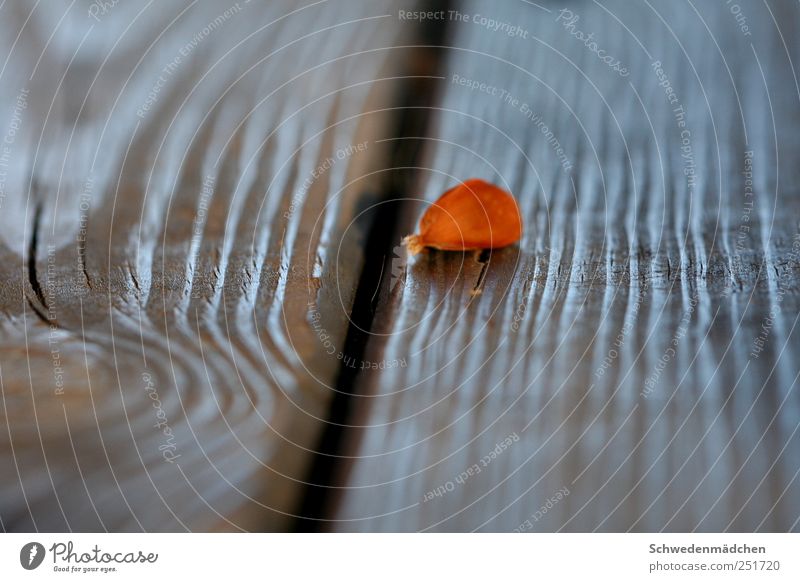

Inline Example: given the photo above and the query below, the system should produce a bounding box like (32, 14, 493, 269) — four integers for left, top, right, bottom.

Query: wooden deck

(0, 0, 798, 532)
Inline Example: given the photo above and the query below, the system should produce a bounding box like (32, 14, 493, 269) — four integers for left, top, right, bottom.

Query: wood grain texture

(332, 0, 800, 531)
(0, 0, 418, 531)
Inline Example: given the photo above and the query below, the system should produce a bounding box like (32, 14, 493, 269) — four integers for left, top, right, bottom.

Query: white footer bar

(1, 533, 797, 580)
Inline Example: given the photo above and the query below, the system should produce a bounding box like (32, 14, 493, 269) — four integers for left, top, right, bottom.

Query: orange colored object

(403, 178, 523, 255)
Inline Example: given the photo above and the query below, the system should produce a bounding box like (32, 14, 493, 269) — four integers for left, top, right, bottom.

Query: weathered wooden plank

(332, 0, 800, 531)
(0, 0, 418, 531)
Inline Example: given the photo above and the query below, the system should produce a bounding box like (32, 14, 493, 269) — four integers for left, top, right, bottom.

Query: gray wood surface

(0, 0, 416, 531)
(332, 0, 800, 531)
(2, 0, 799, 534)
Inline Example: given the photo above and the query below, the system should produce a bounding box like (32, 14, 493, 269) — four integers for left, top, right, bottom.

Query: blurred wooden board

(332, 0, 800, 531)
(0, 0, 417, 531)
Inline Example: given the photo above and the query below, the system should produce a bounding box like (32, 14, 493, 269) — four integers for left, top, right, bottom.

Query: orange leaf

(404, 178, 522, 254)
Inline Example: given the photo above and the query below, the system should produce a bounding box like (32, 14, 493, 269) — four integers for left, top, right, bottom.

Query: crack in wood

(25, 203, 53, 326)
(293, 0, 453, 530)
(470, 248, 491, 297)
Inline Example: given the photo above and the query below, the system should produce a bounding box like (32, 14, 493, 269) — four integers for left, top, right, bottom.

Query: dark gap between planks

(292, 2, 454, 531)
